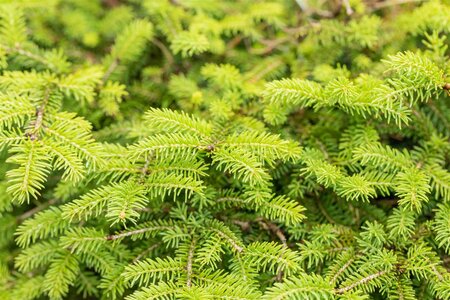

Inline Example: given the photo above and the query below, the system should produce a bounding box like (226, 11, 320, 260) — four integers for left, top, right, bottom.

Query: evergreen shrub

(1, 0, 450, 299)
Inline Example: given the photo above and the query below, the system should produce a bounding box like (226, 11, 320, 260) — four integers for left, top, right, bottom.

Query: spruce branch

(334, 270, 387, 294)
(2, 2, 450, 300)
(102, 58, 119, 83)
(106, 224, 177, 241)
(133, 243, 161, 263)
(186, 238, 196, 288)
(17, 198, 57, 221)
(208, 224, 244, 253)
(28, 86, 51, 141)
(330, 256, 355, 285)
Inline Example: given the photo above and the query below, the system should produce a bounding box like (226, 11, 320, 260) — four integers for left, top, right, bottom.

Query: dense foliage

(1, 0, 450, 299)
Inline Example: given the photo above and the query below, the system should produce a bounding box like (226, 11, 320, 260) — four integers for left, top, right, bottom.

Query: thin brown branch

(226, 35, 243, 52)
(102, 58, 119, 83)
(152, 38, 174, 73)
(247, 59, 283, 83)
(330, 257, 355, 284)
(251, 25, 308, 56)
(28, 87, 51, 141)
(186, 238, 196, 288)
(106, 225, 175, 241)
(211, 228, 243, 253)
(1, 44, 56, 70)
(253, 37, 291, 55)
(317, 199, 335, 224)
(216, 197, 245, 204)
(103, 0, 120, 8)
(342, 0, 354, 15)
(328, 247, 352, 253)
(373, 197, 398, 206)
(431, 264, 444, 281)
(370, 0, 422, 10)
(259, 220, 287, 247)
(133, 243, 161, 263)
(232, 220, 251, 231)
(18, 199, 57, 221)
(334, 270, 387, 294)
(139, 158, 151, 183)
(259, 220, 287, 281)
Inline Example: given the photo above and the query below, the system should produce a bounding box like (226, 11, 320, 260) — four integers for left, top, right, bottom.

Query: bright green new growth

(1, 1, 450, 300)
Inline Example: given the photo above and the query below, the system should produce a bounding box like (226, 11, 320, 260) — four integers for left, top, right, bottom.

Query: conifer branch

(186, 238, 196, 288)
(210, 228, 244, 253)
(17, 198, 57, 221)
(1, 44, 61, 72)
(2, 3, 450, 300)
(28, 87, 51, 141)
(102, 58, 119, 83)
(330, 257, 355, 285)
(133, 243, 161, 263)
(334, 270, 387, 294)
(106, 225, 177, 241)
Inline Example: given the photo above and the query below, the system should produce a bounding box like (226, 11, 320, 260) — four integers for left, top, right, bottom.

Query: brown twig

(370, 0, 422, 11)
(151, 38, 175, 73)
(133, 243, 161, 263)
(334, 270, 387, 294)
(18, 199, 57, 221)
(139, 158, 151, 183)
(342, 0, 354, 15)
(258, 220, 287, 281)
(373, 197, 398, 207)
(232, 220, 251, 232)
(247, 59, 283, 83)
(226, 36, 243, 52)
(186, 238, 196, 288)
(1, 44, 56, 71)
(103, 0, 120, 8)
(443, 83, 450, 90)
(102, 58, 119, 83)
(317, 199, 335, 224)
(330, 257, 355, 284)
(28, 87, 51, 141)
(106, 225, 175, 241)
(431, 264, 444, 281)
(210, 228, 243, 253)
(259, 220, 287, 247)
(216, 197, 245, 204)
